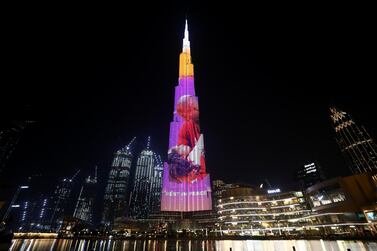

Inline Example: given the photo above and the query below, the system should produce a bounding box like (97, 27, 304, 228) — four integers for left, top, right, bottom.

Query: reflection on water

(9, 239, 377, 251)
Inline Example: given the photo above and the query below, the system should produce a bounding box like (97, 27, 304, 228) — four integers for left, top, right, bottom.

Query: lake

(9, 239, 377, 251)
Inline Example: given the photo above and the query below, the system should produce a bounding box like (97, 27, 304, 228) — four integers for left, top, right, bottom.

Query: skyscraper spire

(183, 19, 190, 53)
(179, 19, 194, 80)
(147, 136, 151, 150)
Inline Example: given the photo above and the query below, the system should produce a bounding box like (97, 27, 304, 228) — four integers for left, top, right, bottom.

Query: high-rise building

(150, 154, 163, 214)
(15, 196, 53, 232)
(5, 174, 53, 232)
(129, 137, 162, 218)
(102, 137, 135, 226)
(161, 20, 212, 212)
(330, 107, 377, 174)
(297, 162, 326, 189)
(10, 174, 68, 232)
(0, 120, 28, 172)
(30, 196, 54, 232)
(73, 167, 98, 223)
(49, 170, 80, 228)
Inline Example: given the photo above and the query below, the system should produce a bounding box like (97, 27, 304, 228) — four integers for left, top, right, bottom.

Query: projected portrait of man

(168, 95, 206, 183)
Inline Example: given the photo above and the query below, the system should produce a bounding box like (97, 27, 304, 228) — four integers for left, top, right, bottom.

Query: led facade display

(161, 20, 212, 211)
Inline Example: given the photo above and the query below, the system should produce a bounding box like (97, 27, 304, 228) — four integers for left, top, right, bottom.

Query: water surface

(9, 239, 377, 251)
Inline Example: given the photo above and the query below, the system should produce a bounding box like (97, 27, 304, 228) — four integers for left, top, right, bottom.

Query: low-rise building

(216, 185, 311, 236)
(304, 171, 377, 236)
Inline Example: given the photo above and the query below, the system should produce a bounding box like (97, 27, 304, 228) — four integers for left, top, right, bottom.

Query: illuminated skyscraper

(102, 137, 135, 226)
(129, 137, 162, 218)
(73, 166, 98, 223)
(150, 154, 163, 214)
(330, 107, 377, 174)
(16, 196, 53, 232)
(49, 170, 80, 227)
(161, 20, 212, 212)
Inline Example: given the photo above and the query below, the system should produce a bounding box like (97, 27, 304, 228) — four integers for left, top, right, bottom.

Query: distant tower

(31, 196, 53, 232)
(49, 170, 80, 228)
(330, 107, 377, 174)
(150, 153, 163, 214)
(0, 120, 29, 172)
(129, 137, 162, 218)
(296, 161, 326, 189)
(73, 166, 98, 223)
(9, 174, 53, 232)
(16, 196, 53, 232)
(102, 137, 135, 226)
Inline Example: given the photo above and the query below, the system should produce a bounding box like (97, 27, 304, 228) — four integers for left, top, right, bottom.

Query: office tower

(49, 170, 80, 227)
(129, 137, 162, 218)
(297, 162, 326, 189)
(330, 107, 377, 174)
(73, 167, 98, 223)
(102, 137, 135, 226)
(150, 154, 163, 214)
(30, 196, 54, 231)
(16, 196, 53, 232)
(5, 174, 47, 231)
(161, 20, 212, 212)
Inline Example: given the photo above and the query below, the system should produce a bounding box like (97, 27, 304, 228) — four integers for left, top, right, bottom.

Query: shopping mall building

(214, 171, 377, 236)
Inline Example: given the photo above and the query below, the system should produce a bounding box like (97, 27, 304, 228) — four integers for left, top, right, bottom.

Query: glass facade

(102, 141, 134, 226)
(308, 184, 346, 208)
(73, 168, 97, 223)
(129, 137, 163, 218)
(330, 107, 377, 174)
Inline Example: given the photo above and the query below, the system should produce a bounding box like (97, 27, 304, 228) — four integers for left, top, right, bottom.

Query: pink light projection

(161, 20, 212, 212)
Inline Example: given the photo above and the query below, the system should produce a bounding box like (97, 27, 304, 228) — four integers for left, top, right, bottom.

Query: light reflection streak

(26, 239, 34, 251)
(49, 239, 57, 251)
(106, 239, 112, 251)
(9, 240, 17, 251)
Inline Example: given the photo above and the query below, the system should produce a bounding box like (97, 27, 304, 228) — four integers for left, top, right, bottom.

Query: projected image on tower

(161, 20, 212, 212)
(168, 95, 204, 183)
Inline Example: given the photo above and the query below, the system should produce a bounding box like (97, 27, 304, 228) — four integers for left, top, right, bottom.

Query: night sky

(2, 4, 376, 192)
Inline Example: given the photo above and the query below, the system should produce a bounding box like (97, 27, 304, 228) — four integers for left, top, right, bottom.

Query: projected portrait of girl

(168, 95, 206, 183)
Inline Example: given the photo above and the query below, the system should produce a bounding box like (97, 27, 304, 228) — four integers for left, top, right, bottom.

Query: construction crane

(70, 169, 80, 181)
(125, 136, 136, 150)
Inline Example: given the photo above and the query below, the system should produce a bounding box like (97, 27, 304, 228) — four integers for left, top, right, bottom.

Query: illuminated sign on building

(267, 188, 281, 194)
(304, 163, 317, 174)
(161, 20, 212, 212)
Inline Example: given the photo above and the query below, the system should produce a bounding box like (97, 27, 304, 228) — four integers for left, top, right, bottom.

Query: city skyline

(2, 9, 376, 191)
(1, 4, 377, 248)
